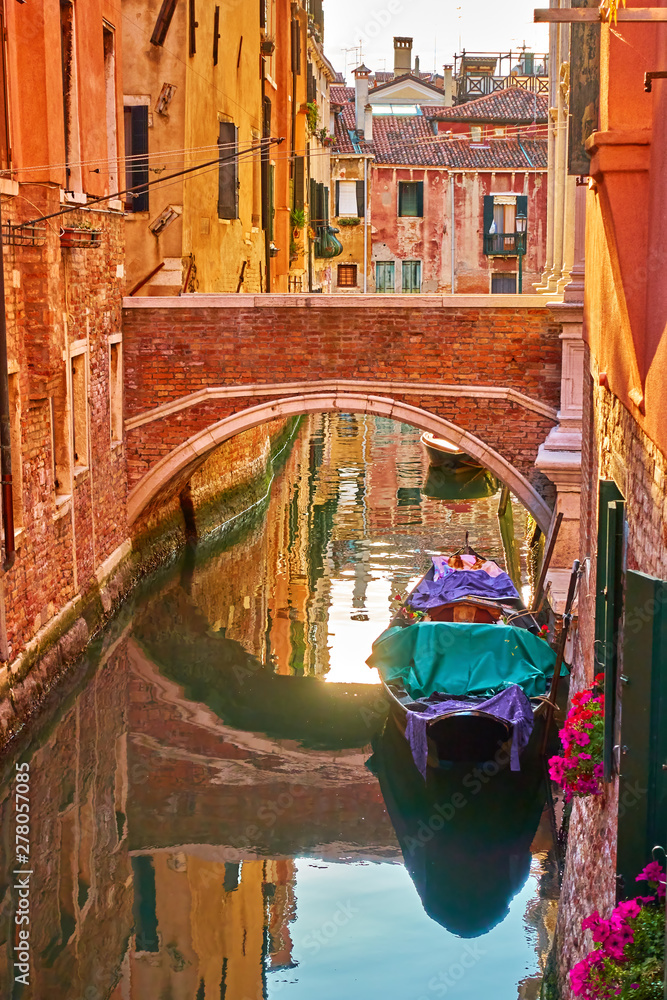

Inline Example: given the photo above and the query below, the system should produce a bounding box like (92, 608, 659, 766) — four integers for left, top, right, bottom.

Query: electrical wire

(12, 138, 284, 230)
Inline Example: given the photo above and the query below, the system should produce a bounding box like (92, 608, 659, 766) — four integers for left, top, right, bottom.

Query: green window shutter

(595, 480, 625, 781)
(356, 180, 365, 218)
(416, 181, 424, 217)
(268, 163, 275, 239)
(218, 122, 238, 220)
(516, 194, 528, 221)
(335, 180, 340, 217)
(617, 570, 667, 891)
(483, 195, 494, 235)
(323, 185, 329, 224)
(376, 261, 394, 293)
(294, 156, 305, 211)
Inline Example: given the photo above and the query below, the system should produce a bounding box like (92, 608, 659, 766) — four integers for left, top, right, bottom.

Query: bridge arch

(127, 392, 553, 531)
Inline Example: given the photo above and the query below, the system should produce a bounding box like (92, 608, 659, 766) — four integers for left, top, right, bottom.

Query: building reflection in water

(0, 414, 555, 1000)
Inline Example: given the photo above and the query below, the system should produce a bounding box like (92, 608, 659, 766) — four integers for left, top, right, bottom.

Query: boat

(421, 464, 499, 502)
(367, 546, 560, 773)
(420, 431, 482, 471)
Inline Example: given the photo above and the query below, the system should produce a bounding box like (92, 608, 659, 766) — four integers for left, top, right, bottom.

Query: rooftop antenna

(342, 41, 364, 80)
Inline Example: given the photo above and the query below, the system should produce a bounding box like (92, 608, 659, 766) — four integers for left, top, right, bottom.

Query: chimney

(364, 103, 373, 142)
(354, 64, 370, 132)
(414, 55, 420, 76)
(443, 65, 453, 107)
(393, 36, 412, 77)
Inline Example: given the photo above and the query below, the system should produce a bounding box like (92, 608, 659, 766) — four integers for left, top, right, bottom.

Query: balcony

(483, 233, 526, 256)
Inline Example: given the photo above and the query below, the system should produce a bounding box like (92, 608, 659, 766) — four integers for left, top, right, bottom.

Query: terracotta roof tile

(330, 85, 355, 105)
(332, 104, 547, 169)
(428, 87, 548, 123)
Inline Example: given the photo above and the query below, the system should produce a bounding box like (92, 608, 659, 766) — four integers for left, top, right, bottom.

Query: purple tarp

(404, 684, 534, 777)
(408, 560, 520, 610)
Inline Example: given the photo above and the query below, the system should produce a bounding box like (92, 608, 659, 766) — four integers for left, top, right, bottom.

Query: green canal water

(0, 414, 559, 999)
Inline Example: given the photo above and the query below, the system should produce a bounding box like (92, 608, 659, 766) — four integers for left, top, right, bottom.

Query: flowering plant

(548, 673, 605, 802)
(570, 862, 665, 998)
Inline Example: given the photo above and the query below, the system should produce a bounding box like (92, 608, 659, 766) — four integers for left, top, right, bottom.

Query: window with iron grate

(337, 263, 357, 287)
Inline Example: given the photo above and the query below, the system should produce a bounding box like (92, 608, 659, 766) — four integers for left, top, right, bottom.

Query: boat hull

(382, 676, 547, 770)
(420, 432, 481, 471)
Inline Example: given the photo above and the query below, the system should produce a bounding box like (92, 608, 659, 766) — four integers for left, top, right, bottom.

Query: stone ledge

(123, 292, 550, 310)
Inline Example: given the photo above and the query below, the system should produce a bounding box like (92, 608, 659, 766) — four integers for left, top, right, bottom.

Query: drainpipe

(363, 157, 368, 293)
(0, 197, 15, 572)
(450, 171, 456, 294)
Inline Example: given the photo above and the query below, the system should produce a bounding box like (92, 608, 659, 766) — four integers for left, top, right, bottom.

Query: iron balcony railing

(483, 233, 527, 256)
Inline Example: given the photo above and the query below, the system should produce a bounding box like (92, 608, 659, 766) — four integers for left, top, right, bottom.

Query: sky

(323, 0, 550, 81)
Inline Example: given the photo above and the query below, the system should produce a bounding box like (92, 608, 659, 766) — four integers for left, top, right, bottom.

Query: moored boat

(368, 548, 560, 773)
(420, 431, 481, 471)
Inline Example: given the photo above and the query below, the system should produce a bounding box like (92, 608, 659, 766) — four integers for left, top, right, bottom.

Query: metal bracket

(644, 71, 667, 93)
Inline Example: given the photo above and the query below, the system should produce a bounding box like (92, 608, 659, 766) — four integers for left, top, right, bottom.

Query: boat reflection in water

(369, 722, 551, 938)
(422, 465, 500, 502)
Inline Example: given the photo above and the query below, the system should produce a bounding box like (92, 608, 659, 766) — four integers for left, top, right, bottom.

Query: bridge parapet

(122, 294, 563, 530)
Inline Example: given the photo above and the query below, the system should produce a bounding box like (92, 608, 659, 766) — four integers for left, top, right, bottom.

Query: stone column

(536, 0, 560, 291)
(536, 175, 586, 609)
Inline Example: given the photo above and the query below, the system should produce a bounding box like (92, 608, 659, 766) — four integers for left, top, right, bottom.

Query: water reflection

(0, 413, 556, 1000)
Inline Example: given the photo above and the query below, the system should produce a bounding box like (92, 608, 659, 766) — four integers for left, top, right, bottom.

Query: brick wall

(556, 348, 667, 996)
(122, 298, 562, 508)
(2, 186, 127, 661)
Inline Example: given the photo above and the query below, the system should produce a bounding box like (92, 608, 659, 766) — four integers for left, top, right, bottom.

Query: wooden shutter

(213, 7, 220, 66)
(356, 180, 365, 218)
(189, 0, 197, 56)
(516, 194, 528, 221)
(483, 195, 494, 234)
(398, 183, 404, 216)
(335, 180, 340, 217)
(218, 121, 238, 220)
(595, 481, 625, 781)
(294, 156, 305, 211)
(416, 182, 424, 217)
(128, 107, 149, 212)
(150, 0, 178, 46)
(291, 19, 301, 75)
(616, 570, 667, 890)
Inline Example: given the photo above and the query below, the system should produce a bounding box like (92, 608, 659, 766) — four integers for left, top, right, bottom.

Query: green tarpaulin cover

(367, 621, 559, 701)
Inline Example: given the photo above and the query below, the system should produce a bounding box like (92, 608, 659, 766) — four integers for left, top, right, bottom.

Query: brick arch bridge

(122, 295, 562, 531)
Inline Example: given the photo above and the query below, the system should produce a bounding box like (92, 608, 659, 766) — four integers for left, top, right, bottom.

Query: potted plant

(569, 861, 666, 998)
(548, 673, 605, 802)
(338, 217, 361, 227)
(60, 219, 102, 248)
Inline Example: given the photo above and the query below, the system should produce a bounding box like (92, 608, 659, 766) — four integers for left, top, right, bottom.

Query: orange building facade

(556, 9, 667, 995)
(0, 0, 128, 668)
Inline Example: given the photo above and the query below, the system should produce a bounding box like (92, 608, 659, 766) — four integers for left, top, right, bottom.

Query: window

(109, 337, 123, 445)
(8, 374, 22, 529)
(375, 261, 395, 293)
(483, 195, 527, 254)
(402, 260, 421, 293)
(494, 127, 506, 137)
(50, 388, 71, 498)
(218, 121, 238, 220)
(103, 27, 119, 194)
(398, 182, 423, 218)
(124, 105, 149, 212)
(337, 263, 357, 288)
(60, 1, 83, 192)
(71, 350, 88, 469)
(335, 180, 364, 218)
(491, 273, 517, 293)
(470, 126, 483, 142)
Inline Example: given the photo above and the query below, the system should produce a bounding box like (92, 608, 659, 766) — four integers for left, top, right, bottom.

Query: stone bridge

(122, 294, 564, 532)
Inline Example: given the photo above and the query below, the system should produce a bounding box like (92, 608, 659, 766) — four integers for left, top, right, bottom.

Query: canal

(0, 414, 559, 999)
